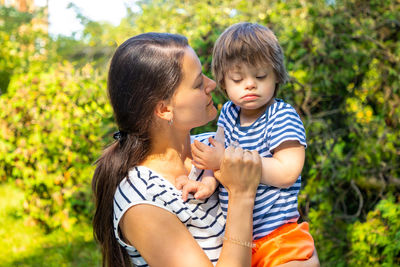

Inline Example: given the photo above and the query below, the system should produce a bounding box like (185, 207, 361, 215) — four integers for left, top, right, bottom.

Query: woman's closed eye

(195, 80, 204, 89)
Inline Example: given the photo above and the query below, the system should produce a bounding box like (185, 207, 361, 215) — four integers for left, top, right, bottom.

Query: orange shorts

(251, 222, 314, 267)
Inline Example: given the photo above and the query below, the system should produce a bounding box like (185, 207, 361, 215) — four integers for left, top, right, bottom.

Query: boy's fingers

(208, 137, 222, 148)
(194, 139, 210, 152)
(175, 175, 188, 190)
(193, 140, 205, 152)
(181, 189, 188, 201)
(191, 143, 200, 156)
(194, 191, 204, 199)
(208, 137, 216, 146)
(181, 181, 199, 201)
(192, 154, 206, 164)
(181, 183, 194, 201)
(194, 187, 210, 200)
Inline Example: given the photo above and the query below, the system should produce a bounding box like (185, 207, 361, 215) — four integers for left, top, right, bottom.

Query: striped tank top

(113, 133, 225, 266)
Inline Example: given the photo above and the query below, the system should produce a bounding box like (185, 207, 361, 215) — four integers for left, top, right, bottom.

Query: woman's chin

(208, 106, 218, 121)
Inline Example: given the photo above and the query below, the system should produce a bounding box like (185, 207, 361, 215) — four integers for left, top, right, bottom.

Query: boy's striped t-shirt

(113, 133, 225, 267)
(217, 99, 307, 240)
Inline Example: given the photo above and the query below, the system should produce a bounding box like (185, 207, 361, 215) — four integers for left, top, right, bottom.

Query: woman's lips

(206, 98, 213, 106)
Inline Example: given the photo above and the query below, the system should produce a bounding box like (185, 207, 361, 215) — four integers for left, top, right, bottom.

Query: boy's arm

(260, 140, 305, 188)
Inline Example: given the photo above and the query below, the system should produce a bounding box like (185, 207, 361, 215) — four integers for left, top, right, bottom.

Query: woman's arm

(120, 204, 214, 267)
(120, 146, 261, 267)
(215, 146, 261, 267)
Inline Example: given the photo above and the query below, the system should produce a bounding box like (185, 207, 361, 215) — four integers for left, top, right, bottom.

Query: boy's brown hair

(212, 22, 288, 94)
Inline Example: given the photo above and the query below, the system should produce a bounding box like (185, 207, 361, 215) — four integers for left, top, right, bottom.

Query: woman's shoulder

(116, 166, 181, 204)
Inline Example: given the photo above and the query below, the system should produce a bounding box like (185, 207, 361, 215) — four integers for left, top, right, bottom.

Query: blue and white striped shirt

(217, 99, 307, 240)
(113, 133, 225, 266)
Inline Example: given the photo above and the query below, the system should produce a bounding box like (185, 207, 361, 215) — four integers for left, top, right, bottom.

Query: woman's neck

(140, 129, 193, 186)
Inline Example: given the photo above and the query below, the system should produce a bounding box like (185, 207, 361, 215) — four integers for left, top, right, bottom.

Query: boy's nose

(244, 78, 256, 90)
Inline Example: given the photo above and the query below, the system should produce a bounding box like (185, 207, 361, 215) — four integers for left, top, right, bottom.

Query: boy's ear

(154, 100, 173, 122)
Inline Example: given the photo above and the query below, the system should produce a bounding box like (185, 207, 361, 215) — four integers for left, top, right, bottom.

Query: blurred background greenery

(0, 0, 399, 266)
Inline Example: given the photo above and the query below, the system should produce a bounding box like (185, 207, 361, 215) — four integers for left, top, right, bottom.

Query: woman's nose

(204, 75, 216, 94)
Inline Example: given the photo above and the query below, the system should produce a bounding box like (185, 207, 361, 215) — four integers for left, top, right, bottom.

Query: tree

(0, 5, 48, 94)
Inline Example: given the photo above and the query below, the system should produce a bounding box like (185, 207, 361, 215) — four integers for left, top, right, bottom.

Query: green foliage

(0, 182, 100, 266)
(0, 0, 399, 265)
(0, 63, 113, 230)
(348, 195, 400, 266)
(0, 5, 48, 94)
(276, 1, 400, 264)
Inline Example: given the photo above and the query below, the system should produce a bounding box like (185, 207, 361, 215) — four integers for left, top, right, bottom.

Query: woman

(92, 32, 261, 267)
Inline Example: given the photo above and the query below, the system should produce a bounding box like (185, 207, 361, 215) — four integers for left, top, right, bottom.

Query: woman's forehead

(182, 47, 202, 76)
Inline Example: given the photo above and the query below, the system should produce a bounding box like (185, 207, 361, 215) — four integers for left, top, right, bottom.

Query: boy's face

(224, 63, 277, 113)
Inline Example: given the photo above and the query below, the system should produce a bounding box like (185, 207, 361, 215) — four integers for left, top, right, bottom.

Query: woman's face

(170, 47, 217, 130)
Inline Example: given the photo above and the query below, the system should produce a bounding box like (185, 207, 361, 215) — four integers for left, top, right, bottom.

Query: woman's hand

(215, 146, 261, 198)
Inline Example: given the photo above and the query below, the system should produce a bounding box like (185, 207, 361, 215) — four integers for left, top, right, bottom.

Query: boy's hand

(175, 175, 215, 201)
(191, 137, 224, 170)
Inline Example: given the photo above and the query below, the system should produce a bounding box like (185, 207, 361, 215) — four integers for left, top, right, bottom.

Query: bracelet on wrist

(223, 236, 255, 248)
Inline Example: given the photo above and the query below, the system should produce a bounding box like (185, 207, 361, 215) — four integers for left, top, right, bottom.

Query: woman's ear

(154, 100, 173, 122)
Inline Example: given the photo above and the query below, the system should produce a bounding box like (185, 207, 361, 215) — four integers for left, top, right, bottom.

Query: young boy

(177, 22, 316, 266)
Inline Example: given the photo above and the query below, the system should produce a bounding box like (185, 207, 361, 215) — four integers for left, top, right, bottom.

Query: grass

(0, 182, 101, 267)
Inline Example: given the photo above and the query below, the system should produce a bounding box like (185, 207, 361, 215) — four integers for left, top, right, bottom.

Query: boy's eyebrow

(192, 72, 202, 87)
(228, 69, 242, 75)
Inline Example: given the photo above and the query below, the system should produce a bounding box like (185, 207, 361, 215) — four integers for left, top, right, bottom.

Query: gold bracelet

(223, 236, 255, 248)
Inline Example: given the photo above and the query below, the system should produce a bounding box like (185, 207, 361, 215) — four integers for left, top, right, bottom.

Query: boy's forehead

(227, 61, 272, 72)
(228, 63, 243, 72)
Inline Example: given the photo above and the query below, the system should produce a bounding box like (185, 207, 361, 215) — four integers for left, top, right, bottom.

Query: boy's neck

(239, 99, 275, 126)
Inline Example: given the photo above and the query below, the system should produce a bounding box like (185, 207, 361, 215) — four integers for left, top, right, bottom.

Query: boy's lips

(241, 94, 259, 101)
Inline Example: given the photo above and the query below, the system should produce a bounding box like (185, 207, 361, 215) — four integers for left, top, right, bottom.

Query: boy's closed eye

(229, 75, 243, 83)
(256, 74, 267, 80)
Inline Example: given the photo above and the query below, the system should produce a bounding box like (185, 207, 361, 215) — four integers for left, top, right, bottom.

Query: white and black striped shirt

(113, 134, 224, 266)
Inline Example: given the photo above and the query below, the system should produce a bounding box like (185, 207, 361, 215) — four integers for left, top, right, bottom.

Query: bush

(348, 195, 400, 266)
(0, 63, 113, 230)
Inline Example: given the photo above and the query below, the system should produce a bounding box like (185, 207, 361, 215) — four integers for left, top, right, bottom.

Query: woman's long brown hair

(92, 33, 188, 267)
